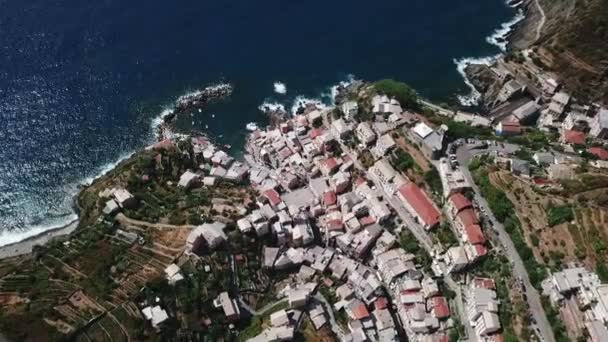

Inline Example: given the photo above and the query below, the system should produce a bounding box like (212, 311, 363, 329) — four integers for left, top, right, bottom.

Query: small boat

(211, 114, 215, 118)
(225, 144, 232, 149)
(246, 122, 258, 131)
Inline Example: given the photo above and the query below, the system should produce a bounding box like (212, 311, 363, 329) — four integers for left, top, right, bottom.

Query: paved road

(238, 297, 288, 316)
(456, 143, 555, 342)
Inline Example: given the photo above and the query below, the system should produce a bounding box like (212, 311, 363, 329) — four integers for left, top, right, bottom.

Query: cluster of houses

(464, 278, 503, 342)
(542, 268, 608, 342)
(238, 97, 467, 341)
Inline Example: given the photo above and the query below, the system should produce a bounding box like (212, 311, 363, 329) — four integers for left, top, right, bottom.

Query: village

(1, 73, 608, 342)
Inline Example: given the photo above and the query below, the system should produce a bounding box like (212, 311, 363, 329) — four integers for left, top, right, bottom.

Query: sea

(0, 0, 521, 246)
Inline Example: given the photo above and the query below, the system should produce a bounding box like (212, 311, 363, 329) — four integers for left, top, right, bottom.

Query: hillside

(511, 0, 608, 102)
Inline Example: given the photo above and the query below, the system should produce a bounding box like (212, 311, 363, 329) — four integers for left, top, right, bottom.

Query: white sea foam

(258, 101, 287, 113)
(290, 96, 328, 116)
(273, 82, 287, 95)
(453, 55, 501, 106)
(486, 10, 525, 51)
(455, 5, 525, 106)
(0, 214, 78, 247)
(328, 74, 356, 103)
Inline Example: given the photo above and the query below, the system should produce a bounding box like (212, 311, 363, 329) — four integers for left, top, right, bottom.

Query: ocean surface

(0, 0, 519, 246)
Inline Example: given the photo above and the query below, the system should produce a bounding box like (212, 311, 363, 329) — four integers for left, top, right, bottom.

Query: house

(446, 192, 472, 217)
(372, 95, 402, 115)
(112, 188, 136, 209)
(263, 189, 282, 209)
(320, 157, 339, 176)
(288, 288, 311, 308)
(397, 183, 441, 230)
(225, 162, 249, 183)
(342, 101, 359, 120)
(511, 100, 540, 124)
(374, 134, 397, 157)
(548, 164, 576, 181)
(547, 92, 570, 119)
(178, 171, 200, 188)
(445, 246, 469, 273)
(186, 222, 227, 253)
(164, 264, 184, 285)
(332, 118, 352, 139)
(336, 224, 383, 259)
(590, 108, 608, 139)
(141, 306, 169, 329)
(375, 249, 415, 284)
(103, 199, 120, 216)
(214, 292, 240, 321)
(588, 147, 608, 160)
(562, 129, 586, 145)
(495, 120, 521, 136)
(533, 152, 555, 166)
(510, 158, 531, 177)
(497, 79, 526, 103)
(410, 122, 446, 160)
(237, 218, 253, 233)
(356, 122, 377, 145)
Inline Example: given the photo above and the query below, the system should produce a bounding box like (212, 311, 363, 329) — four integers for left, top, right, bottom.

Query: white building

(356, 122, 377, 145)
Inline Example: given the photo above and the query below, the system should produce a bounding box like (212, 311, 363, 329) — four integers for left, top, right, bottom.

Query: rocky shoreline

(156, 83, 233, 141)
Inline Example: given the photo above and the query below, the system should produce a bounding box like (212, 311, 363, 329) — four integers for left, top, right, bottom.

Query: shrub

(546, 205, 574, 227)
(373, 79, 420, 110)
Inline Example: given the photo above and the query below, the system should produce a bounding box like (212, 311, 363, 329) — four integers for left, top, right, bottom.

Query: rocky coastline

(156, 83, 233, 141)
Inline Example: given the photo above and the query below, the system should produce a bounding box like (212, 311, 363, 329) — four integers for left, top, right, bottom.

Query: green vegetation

(435, 222, 458, 247)
(238, 301, 289, 342)
(470, 159, 546, 288)
(546, 204, 574, 227)
(400, 229, 432, 273)
(391, 148, 415, 172)
(373, 79, 420, 110)
(506, 129, 556, 150)
(424, 166, 443, 196)
(541, 295, 570, 342)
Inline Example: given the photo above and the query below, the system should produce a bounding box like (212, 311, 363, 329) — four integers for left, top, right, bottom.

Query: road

(456, 143, 555, 342)
(534, 0, 546, 42)
(238, 297, 288, 316)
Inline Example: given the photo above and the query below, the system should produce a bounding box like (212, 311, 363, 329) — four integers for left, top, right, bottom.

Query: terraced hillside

(489, 171, 608, 278)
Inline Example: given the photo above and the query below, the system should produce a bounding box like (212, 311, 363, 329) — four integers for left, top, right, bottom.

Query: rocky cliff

(510, 0, 608, 103)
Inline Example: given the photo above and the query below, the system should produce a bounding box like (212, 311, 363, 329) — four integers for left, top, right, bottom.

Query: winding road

(534, 0, 546, 42)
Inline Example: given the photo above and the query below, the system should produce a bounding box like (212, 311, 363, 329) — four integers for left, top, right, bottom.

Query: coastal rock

(464, 64, 503, 109)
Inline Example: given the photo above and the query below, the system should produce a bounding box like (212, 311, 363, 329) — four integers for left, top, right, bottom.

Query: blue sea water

(0, 0, 517, 245)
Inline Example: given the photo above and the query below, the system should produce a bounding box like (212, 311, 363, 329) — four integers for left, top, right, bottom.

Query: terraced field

(490, 170, 608, 273)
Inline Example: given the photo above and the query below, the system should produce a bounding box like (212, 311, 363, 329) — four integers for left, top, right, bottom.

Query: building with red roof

(454, 208, 479, 234)
(323, 191, 337, 207)
(359, 216, 375, 227)
(320, 157, 339, 176)
(263, 189, 281, 208)
(397, 183, 441, 230)
(309, 128, 324, 139)
(464, 224, 486, 245)
(374, 297, 388, 310)
(347, 301, 370, 320)
(447, 193, 472, 216)
(588, 147, 608, 160)
(562, 129, 586, 145)
(429, 296, 450, 319)
(473, 277, 496, 289)
(495, 120, 521, 136)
